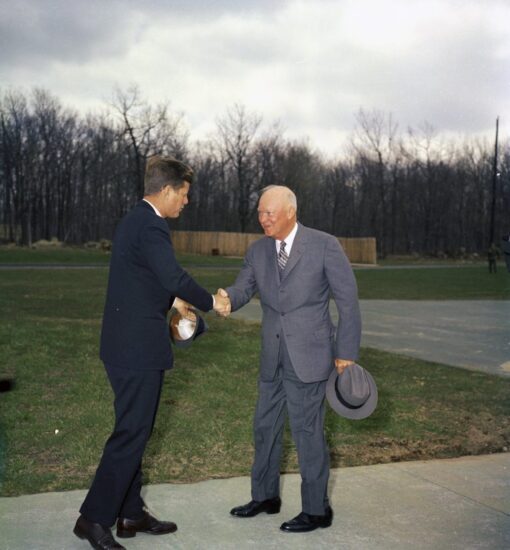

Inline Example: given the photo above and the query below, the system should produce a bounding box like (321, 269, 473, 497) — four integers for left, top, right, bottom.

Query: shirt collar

(143, 198, 163, 218)
(275, 223, 298, 254)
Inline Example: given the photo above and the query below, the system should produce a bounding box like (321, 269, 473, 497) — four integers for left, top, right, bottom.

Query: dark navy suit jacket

(100, 200, 213, 370)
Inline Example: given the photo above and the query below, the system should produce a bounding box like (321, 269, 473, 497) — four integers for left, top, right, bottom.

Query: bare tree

(351, 109, 399, 257)
(216, 104, 262, 231)
(0, 87, 508, 255)
(111, 85, 186, 200)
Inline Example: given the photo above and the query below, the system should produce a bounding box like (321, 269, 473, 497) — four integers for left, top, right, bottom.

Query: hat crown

(338, 364, 370, 406)
(326, 363, 378, 420)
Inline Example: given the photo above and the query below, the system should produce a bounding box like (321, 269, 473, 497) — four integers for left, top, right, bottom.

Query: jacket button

(276, 334, 280, 339)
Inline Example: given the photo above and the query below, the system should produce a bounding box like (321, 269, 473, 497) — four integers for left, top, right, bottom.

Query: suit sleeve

(324, 236, 361, 360)
(225, 245, 258, 311)
(142, 223, 213, 312)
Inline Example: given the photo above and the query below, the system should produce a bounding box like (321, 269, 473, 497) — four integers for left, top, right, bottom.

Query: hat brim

(326, 364, 378, 420)
(169, 311, 208, 348)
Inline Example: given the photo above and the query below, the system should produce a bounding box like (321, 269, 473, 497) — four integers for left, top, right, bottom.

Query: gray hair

(260, 185, 297, 209)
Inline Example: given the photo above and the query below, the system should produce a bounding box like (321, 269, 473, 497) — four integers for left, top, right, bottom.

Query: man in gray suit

(226, 185, 361, 533)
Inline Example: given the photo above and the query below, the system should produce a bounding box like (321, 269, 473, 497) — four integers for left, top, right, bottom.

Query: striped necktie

(278, 241, 288, 270)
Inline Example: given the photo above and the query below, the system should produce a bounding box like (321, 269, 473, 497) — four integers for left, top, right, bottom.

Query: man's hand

(173, 297, 196, 320)
(213, 288, 231, 317)
(334, 358, 354, 375)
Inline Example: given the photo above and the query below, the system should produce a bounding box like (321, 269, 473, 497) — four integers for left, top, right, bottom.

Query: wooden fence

(171, 230, 377, 264)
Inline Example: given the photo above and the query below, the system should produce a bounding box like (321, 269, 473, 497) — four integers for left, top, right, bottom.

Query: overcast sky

(0, 0, 508, 156)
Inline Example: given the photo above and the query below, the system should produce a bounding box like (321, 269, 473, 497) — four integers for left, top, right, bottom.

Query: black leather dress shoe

(230, 497, 282, 517)
(73, 516, 126, 550)
(116, 510, 177, 538)
(280, 506, 333, 532)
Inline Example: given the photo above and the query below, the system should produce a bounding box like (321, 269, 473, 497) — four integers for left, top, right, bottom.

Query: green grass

(180, 265, 510, 301)
(0, 269, 509, 496)
(354, 266, 509, 300)
(0, 246, 243, 268)
(0, 246, 111, 264)
(1, 246, 508, 299)
(379, 255, 486, 266)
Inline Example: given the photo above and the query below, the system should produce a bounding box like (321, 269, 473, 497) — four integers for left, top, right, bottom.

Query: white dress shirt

(275, 223, 298, 255)
(143, 198, 163, 218)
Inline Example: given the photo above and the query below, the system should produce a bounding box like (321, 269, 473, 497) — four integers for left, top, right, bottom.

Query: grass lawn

(354, 265, 509, 300)
(1, 246, 508, 299)
(187, 264, 510, 300)
(0, 268, 509, 497)
(0, 246, 111, 264)
(0, 246, 243, 268)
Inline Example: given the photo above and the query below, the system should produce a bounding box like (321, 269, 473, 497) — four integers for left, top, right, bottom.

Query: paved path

(1, 454, 509, 550)
(358, 300, 510, 377)
(230, 299, 510, 378)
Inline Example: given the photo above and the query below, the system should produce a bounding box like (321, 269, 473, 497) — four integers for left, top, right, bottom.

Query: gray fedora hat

(169, 310, 208, 348)
(326, 363, 378, 420)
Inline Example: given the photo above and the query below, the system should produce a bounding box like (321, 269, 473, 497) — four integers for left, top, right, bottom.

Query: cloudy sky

(0, 0, 508, 156)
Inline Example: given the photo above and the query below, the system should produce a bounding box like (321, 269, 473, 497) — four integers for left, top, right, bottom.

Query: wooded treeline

(1, 86, 508, 257)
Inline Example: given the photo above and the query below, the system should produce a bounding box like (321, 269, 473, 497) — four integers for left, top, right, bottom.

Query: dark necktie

(278, 241, 288, 271)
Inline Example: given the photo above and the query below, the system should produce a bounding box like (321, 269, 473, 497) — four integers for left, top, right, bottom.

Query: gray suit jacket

(226, 223, 361, 383)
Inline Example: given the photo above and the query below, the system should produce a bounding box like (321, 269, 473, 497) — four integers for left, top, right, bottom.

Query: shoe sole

(117, 527, 178, 538)
(116, 529, 136, 539)
(280, 523, 332, 533)
(231, 506, 281, 518)
(73, 526, 102, 550)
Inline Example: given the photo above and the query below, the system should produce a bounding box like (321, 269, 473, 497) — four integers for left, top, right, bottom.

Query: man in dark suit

(226, 185, 361, 533)
(74, 156, 230, 550)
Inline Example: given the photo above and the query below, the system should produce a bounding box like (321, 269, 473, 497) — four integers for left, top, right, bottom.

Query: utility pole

(489, 116, 499, 245)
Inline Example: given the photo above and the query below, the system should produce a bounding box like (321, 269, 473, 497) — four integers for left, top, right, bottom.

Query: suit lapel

(281, 224, 306, 282)
(267, 237, 280, 284)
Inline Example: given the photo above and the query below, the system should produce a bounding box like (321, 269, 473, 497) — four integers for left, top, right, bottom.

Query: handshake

(174, 289, 231, 319)
(213, 288, 231, 317)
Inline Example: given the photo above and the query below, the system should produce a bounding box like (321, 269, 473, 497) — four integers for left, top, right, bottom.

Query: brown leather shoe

(116, 510, 177, 538)
(73, 515, 126, 549)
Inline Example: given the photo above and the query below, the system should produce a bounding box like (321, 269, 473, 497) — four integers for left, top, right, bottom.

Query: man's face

(257, 191, 295, 241)
(163, 181, 190, 218)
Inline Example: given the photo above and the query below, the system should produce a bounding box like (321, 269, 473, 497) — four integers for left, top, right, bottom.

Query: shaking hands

(173, 290, 231, 319)
(213, 288, 231, 317)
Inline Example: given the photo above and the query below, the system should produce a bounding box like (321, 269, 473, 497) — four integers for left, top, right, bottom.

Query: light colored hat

(169, 310, 208, 348)
(326, 363, 378, 420)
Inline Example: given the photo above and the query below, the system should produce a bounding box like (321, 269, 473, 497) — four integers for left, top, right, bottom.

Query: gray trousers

(251, 336, 330, 515)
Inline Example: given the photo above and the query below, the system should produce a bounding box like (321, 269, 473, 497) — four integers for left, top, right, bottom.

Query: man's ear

(162, 185, 173, 197)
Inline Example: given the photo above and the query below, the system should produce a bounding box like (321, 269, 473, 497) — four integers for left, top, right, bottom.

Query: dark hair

(144, 155, 193, 195)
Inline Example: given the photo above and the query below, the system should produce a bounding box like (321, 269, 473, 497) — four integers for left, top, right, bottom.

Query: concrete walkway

(230, 299, 510, 378)
(0, 453, 508, 550)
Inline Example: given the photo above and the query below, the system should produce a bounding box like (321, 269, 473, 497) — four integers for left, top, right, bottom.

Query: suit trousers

(80, 364, 164, 526)
(251, 336, 330, 516)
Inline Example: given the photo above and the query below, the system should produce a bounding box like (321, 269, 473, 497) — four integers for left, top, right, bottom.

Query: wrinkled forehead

(258, 191, 286, 211)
